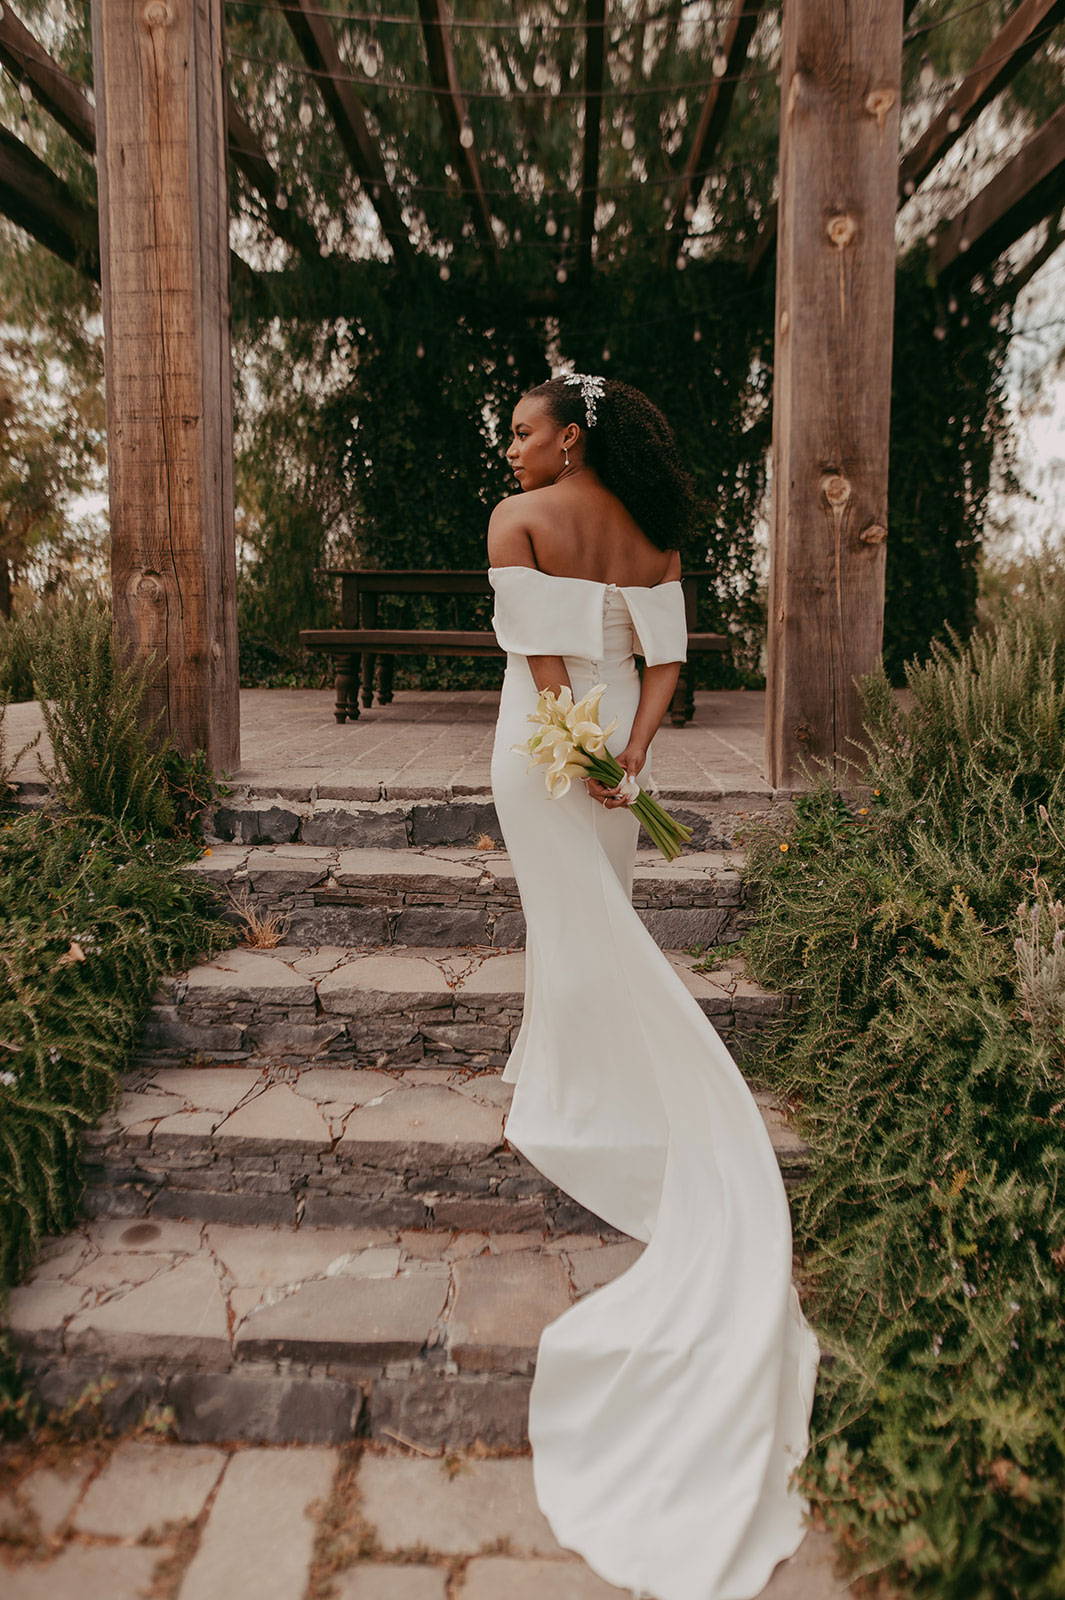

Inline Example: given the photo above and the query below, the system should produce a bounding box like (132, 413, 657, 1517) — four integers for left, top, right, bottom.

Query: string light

(459, 115, 475, 149)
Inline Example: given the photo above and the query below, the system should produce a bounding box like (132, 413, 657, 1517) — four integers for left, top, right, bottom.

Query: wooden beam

(998, 204, 1063, 300)
(0, 2, 318, 267)
(578, 0, 605, 282)
(0, 122, 99, 275)
(899, 0, 1065, 201)
(766, 0, 904, 790)
(416, 0, 496, 260)
(933, 101, 1065, 279)
(90, 0, 240, 773)
(748, 0, 1062, 278)
(665, 0, 766, 251)
(278, 0, 414, 266)
(0, 4, 95, 151)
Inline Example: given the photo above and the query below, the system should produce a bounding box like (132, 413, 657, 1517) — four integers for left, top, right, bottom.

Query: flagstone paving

(0, 1439, 861, 1599)
(6, 688, 775, 803)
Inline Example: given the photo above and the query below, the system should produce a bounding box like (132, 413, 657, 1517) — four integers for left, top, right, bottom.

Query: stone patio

(0, 1438, 861, 1599)
(6, 688, 776, 803)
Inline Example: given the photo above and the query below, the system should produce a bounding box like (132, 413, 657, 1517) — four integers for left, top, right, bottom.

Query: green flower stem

(577, 746, 690, 860)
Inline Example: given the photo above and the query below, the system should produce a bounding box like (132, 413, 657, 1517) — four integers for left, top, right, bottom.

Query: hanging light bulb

(601, 345, 611, 362)
(298, 97, 314, 129)
(693, 325, 703, 342)
(621, 115, 636, 151)
(712, 47, 727, 78)
(556, 265, 568, 283)
(275, 189, 289, 210)
(919, 54, 935, 91)
(946, 110, 960, 133)
(947, 295, 958, 314)
(561, 223, 571, 242)
(440, 262, 451, 281)
(459, 115, 475, 149)
(545, 211, 558, 237)
(416, 342, 426, 358)
(364, 34, 382, 78)
(506, 353, 516, 366)
(676, 252, 688, 271)
(533, 49, 549, 87)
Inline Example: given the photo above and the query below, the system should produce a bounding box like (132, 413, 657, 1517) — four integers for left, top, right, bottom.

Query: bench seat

(298, 627, 728, 726)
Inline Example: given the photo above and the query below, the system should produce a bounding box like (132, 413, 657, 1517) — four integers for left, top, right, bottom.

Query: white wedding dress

(487, 564, 822, 1600)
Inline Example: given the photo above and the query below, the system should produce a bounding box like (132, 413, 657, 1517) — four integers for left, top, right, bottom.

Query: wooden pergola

(1, 0, 1063, 787)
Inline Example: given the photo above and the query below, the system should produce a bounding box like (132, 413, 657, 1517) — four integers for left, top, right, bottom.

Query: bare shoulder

(661, 547, 682, 583)
(486, 495, 536, 569)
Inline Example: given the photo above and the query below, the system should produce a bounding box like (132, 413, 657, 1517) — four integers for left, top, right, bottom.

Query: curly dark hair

(523, 376, 697, 552)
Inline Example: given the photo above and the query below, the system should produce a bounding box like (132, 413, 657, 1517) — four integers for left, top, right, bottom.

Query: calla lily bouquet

(511, 683, 693, 861)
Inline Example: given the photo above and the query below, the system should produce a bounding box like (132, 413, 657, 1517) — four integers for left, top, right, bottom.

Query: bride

(486, 373, 822, 1600)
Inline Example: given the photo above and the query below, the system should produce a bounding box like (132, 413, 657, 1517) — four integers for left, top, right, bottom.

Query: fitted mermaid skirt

(487, 567, 821, 1600)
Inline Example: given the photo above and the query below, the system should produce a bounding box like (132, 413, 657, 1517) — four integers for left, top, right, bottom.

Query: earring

(563, 446, 570, 467)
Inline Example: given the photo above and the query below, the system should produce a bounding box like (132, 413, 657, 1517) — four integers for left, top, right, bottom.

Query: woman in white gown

(486, 374, 822, 1600)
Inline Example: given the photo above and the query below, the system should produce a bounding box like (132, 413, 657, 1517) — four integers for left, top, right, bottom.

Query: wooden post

(90, 0, 239, 773)
(766, 0, 903, 790)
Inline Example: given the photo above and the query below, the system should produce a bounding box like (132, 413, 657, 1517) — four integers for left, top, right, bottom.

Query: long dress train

(487, 565, 822, 1600)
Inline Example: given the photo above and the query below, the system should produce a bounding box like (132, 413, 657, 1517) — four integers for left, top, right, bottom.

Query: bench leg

(379, 653, 395, 704)
(670, 662, 696, 726)
(361, 651, 376, 709)
(333, 652, 360, 722)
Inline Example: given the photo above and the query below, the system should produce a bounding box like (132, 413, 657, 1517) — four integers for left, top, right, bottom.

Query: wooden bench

(300, 569, 728, 727)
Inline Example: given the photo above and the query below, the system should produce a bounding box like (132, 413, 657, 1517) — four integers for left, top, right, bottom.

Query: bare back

(507, 477, 678, 588)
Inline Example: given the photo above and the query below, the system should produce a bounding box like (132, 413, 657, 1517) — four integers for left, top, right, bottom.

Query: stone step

(205, 789, 795, 852)
(6, 1217, 815, 1449)
(186, 842, 753, 950)
(80, 1065, 810, 1234)
(141, 945, 791, 1073)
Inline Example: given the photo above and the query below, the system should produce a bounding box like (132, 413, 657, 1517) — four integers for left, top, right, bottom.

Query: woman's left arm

(526, 654, 572, 697)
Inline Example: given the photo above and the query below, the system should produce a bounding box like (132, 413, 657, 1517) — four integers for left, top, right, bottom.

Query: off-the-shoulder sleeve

(490, 567, 605, 658)
(620, 582, 688, 666)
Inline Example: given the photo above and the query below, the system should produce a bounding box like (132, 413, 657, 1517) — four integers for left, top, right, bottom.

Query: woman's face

(505, 396, 576, 491)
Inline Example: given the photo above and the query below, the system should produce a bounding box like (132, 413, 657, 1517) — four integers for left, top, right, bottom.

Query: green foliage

(0, 605, 47, 704)
(737, 558, 1065, 1597)
(886, 260, 1015, 683)
(28, 594, 228, 835)
(0, 811, 236, 1300)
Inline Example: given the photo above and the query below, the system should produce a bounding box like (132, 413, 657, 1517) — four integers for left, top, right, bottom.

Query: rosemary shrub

(739, 565, 1065, 1599)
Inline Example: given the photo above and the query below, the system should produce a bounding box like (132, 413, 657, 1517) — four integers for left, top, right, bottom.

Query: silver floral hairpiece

(560, 370, 607, 428)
